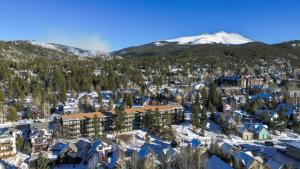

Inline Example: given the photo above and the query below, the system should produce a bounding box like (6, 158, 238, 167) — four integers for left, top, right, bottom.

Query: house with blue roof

(217, 142, 237, 160)
(218, 76, 241, 87)
(205, 155, 233, 169)
(51, 142, 80, 164)
(265, 159, 284, 169)
(249, 93, 272, 102)
(107, 143, 120, 169)
(248, 124, 269, 140)
(286, 141, 300, 160)
(270, 103, 295, 121)
(137, 143, 165, 169)
(232, 151, 263, 169)
(190, 139, 202, 150)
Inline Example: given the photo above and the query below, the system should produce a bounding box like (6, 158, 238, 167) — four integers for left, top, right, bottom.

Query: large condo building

(62, 104, 184, 139)
(0, 129, 19, 158)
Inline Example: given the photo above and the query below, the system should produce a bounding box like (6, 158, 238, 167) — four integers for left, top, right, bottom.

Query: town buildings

(62, 104, 184, 139)
(0, 129, 19, 158)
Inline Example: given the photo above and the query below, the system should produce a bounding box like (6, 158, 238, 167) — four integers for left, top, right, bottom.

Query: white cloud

(45, 31, 110, 53)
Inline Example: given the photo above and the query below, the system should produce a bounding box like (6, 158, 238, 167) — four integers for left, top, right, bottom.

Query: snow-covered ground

(0, 152, 30, 169)
(117, 117, 300, 168)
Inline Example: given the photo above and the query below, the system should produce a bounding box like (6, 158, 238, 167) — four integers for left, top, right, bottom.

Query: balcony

(0, 142, 12, 146)
(0, 147, 13, 153)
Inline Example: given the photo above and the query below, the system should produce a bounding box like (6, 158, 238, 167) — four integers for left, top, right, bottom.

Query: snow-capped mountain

(161, 31, 253, 45)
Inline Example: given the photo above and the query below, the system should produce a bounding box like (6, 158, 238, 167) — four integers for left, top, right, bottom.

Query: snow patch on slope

(165, 31, 253, 45)
(29, 40, 100, 57)
(153, 41, 165, 46)
(29, 40, 63, 52)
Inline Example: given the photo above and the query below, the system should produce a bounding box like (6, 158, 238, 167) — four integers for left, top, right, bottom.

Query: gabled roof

(220, 142, 233, 155)
(232, 151, 255, 168)
(68, 142, 78, 153)
(248, 123, 268, 134)
(108, 143, 120, 169)
(51, 142, 69, 156)
(265, 159, 284, 169)
(237, 126, 253, 135)
(206, 155, 233, 169)
(271, 103, 295, 117)
(286, 141, 300, 149)
(138, 143, 164, 160)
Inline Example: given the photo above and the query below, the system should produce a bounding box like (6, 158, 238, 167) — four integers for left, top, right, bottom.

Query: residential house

(29, 128, 52, 154)
(265, 159, 284, 169)
(270, 103, 295, 121)
(218, 76, 241, 87)
(248, 124, 269, 140)
(205, 155, 233, 169)
(217, 142, 237, 160)
(236, 126, 254, 140)
(51, 142, 80, 164)
(286, 141, 300, 160)
(232, 151, 264, 169)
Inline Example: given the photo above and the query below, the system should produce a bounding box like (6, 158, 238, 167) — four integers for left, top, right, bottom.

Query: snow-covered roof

(232, 151, 255, 168)
(206, 155, 233, 169)
(138, 143, 164, 160)
(287, 141, 300, 149)
(219, 142, 233, 155)
(265, 159, 284, 169)
(190, 139, 201, 149)
(108, 143, 120, 169)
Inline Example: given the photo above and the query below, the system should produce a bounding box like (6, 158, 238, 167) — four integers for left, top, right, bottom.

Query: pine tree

(208, 82, 217, 104)
(191, 95, 201, 129)
(217, 94, 223, 112)
(143, 110, 154, 129)
(199, 108, 208, 136)
(154, 108, 160, 128)
(36, 153, 50, 169)
(0, 91, 4, 123)
(7, 106, 17, 122)
(93, 114, 101, 138)
(114, 106, 126, 133)
(16, 134, 23, 151)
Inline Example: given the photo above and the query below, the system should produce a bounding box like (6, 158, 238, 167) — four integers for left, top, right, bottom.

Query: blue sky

(0, 0, 300, 51)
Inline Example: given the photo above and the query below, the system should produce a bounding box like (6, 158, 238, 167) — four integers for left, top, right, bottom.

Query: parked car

(264, 141, 274, 147)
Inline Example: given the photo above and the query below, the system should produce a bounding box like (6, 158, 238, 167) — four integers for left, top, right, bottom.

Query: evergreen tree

(199, 108, 208, 136)
(7, 106, 17, 122)
(0, 91, 4, 123)
(143, 110, 154, 129)
(191, 95, 201, 128)
(113, 106, 126, 132)
(217, 94, 223, 112)
(16, 134, 23, 151)
(93, 114, 101, 138)
(36, 153, 50, 169)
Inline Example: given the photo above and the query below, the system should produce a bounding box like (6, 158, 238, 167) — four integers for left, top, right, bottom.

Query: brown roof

(62, 112, 106, 121)
(123, 104, 183, 114)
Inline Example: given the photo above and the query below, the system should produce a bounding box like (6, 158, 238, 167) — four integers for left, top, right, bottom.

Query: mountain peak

(163, 31, 253, 45)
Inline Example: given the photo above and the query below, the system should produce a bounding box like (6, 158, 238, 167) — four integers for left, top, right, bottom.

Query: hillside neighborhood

(1, 1, 300, 169)
(1, 54, 300, 169)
